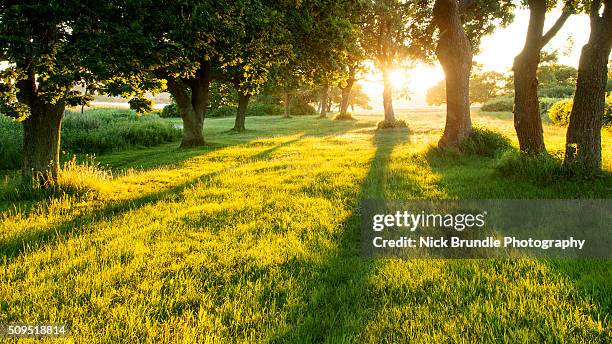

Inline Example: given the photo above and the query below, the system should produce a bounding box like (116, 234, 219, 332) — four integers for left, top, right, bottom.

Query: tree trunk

(164, 67, 211, 148)
(283, 90, 291, 118)
(234, 92, 250, 131)
(382, 69, 396, 122)
(21, 103, 65, 184)
(564, 1, 612, 173)
(339, 68, 355, 119)
(513, 0, 547, 154)
(434, 0, 473, 148)
(319, 82, 329, 118)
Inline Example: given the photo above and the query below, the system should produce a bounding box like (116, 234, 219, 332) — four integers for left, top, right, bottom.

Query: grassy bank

(1, 110, 611, 342)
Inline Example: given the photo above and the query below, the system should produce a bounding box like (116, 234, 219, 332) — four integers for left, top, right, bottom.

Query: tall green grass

(0, 109, 181, 170)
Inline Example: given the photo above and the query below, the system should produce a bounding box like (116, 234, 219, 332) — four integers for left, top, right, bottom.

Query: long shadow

(422, 147, 612, 326)
(0, 136, 308, 262)
(269, 127, 410, 341)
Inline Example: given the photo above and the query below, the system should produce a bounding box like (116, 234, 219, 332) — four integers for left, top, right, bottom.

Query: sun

(389, 69, 406, 89)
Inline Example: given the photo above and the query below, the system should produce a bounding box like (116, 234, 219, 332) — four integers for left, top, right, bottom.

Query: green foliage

(160, 104, 180, 118)
(0, 115, 22, 170)
(481, 97, 514, 112)
(246, 102, 284, 117)
(1, 109, 181, 170)
(459, 127, 513, 157)
(548, 98, 573, 125)
(208, 106, 237, 118)
(128, 97, 155, 114)
(538, 84, 575, 98)
(548, 94, 612, 127)
(289, 101, 317, 116)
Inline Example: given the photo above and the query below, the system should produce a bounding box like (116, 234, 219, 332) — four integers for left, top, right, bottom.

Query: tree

(513, 0, 574, 154)
(0, 1, 110, 183)
(432, 0, 514, 147)
(564, 0, 612, 173)
(361, 0, 433, 126)
(106, 0, 235, 148)
(215, 0, 291, 131)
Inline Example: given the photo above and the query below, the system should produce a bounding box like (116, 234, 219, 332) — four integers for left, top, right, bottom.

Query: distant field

(1, 110, 610, 342)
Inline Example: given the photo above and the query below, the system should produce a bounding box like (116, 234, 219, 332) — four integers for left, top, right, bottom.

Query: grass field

(1, 109, 611, 342)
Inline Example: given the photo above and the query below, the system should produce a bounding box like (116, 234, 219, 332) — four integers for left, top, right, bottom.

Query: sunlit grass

(0, 111, 610, 342)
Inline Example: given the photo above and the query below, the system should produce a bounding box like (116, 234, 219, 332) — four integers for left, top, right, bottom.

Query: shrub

(289, 100, 317, 116)
(548, 94, 612, 127)
(481, 97, 514, 112)
(548, 98, 573, 126)
(246, 102, 284, 117)
(377, 119, 408, 129)
(208, 106, 236, 118)
(0, 115, 22, 170)
(538, 84, 575, 98)
(334, 112, 354, 120)
(539, 97, 561, 117)
(458, 127, 513, 157)
(160, 103, 180, 118)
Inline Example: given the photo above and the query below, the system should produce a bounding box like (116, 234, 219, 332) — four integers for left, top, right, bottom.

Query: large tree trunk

(283, 90, 291, 118)
(339, 66, 355, 120)
(382, 69, 396, 122)
(513, 1, 572, 154)
(434, 0, 473, 148)
(21, 103, 65, 184)
(233, 92, 250, 132)
(319, 82, 329, 118)
(564, 0, 612, 173)
(164, 66, 211, 148)
(513, 0, 547, 154)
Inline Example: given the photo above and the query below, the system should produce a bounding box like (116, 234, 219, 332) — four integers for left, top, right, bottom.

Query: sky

(359, 9, 592, 109)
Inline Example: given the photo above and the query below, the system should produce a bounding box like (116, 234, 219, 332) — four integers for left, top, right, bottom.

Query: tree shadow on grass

(268, 128, 410, 342)
(421, 146, 612, 327)
(0, 136, 309, 263)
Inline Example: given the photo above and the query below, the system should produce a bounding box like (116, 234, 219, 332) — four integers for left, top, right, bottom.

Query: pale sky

(360, 9, 592, 109)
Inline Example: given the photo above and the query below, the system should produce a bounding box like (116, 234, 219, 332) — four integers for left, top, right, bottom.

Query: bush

(538, 84, 575, 98)
(208, 106, 237, 118)
(548, 94, 612, 127)
(0, 115, 23, 170)
(160, 103, 180, 118)
(547, 98, 573, 126)
(377, 119, 408, 129)
(539, 97, 561, 117)
(481, 97, 514, 112)
(246, 102, 284, 117)
(458, 127, 513, 157)
(289, 100, 317, 116)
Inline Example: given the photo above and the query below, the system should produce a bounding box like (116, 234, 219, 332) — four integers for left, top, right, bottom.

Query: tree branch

(540, 6, 574, 47)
